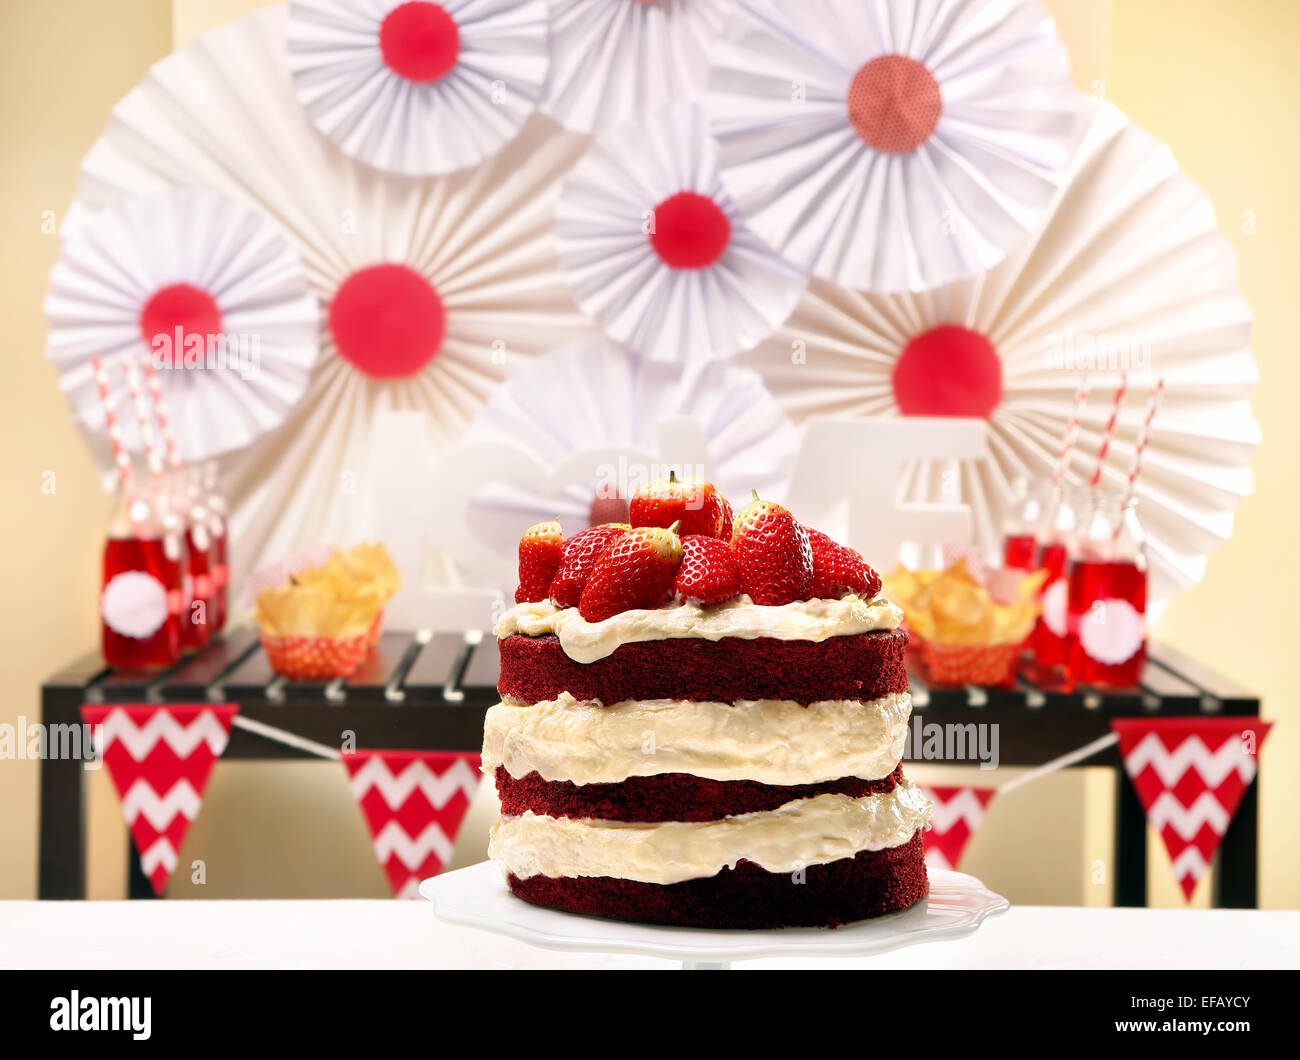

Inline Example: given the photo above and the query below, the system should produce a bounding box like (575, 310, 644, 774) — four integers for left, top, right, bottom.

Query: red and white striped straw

(140, 356, 182, 471)
(1088, 374, 1128, 490)
(1122, 377, 1165, 502)
(121, 354, 165, 480)
(1052, 370, 1091, 484)
(91, 355, 140, 525)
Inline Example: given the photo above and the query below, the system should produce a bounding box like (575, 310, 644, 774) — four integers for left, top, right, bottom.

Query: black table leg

(1115, 767, 1147, 907)
(1216, 779, 1258, 908)
(127, 840, 157, 899)
(37, 687, 86, 899)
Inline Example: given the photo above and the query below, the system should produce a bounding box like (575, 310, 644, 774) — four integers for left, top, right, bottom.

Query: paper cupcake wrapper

(261, 629, 371, 681)
(920, 638, 1021, 688)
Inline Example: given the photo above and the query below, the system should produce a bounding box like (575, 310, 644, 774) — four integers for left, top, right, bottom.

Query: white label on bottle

(101, 571, 169, 639)
(1078, 598, 1145, 665)
(1042, 578, 1068, 636)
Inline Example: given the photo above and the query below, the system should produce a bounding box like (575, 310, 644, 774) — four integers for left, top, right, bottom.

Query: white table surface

(2, 895, 1296, 969)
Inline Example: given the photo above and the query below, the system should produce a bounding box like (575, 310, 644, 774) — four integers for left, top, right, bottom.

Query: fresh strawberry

(514, 520, 563, 603)
(805, 527, 882, 599)
(717, 494, 734, 542)
(549, 523, 630, 608)
(729, 492, 813, 605)
(674, 535, 743, 606)
(629, 471, 729, 539)
(578, 523, 684, 622)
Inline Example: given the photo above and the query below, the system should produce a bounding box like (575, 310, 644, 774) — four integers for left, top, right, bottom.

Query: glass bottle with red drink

(176, 467, 213, 653)
(1031, 485, 1079, 672)
(1002, 478, 1050, 572)
(101, 483, 183, 669)
(1067, 492, 1148, 686)
(202, 461, 229, 635)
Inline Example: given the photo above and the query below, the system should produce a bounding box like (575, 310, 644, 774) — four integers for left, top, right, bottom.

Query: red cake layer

(498, 627, 908, 705)
(495, 764, 904, 822)
(506, 831, 928, 928)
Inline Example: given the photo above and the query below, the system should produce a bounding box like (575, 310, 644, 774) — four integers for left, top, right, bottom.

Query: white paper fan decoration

(67, 5, 596, 581)
(45, 187, 318, 465)
(707, 0, 1077, 292)
(740, 100, 1257, 613)
(462, 337, 801, 567)
(542, 0, 731, 135)
(556, 104, 808, 361)
(285, 0, 548, 175)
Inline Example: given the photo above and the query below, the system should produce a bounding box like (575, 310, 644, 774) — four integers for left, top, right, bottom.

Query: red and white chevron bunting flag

(1111, 717, 1271, 900)
(920, 786, 997, 872)
(342, 750, 482, 898)
(80, 703, 237, 895)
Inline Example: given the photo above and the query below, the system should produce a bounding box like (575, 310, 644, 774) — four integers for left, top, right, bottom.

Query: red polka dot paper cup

(921, 639, 1021, 688)
(365, 610, 384, 650)
(260, 630, 370, 682)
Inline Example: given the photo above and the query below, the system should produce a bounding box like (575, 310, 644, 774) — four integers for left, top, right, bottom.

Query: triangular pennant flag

(343, 750, 482, 898)
(921, 786, 997, 872)
(1111, 717, 1271, 900)
(81, 703, 237, 895)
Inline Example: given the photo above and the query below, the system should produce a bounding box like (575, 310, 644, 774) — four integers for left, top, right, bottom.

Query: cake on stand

(421, 863, 1008, 970)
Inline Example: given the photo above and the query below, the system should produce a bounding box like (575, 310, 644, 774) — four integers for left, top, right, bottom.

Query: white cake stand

(419, 863, 1009, 969)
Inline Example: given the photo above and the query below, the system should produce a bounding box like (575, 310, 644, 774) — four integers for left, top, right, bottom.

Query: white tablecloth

(2, 899, 1296, 969)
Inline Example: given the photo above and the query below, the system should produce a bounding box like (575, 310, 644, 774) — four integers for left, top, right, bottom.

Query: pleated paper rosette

(461, 337, 801, 569)
(556, 103, 808, 361)
(67, 5, 595, 580)
(740, 100, 1258, 613)
(542, 0, 731, 135)
(45, 187, 319, 466)
(707, 0, 1077, 292)
(285, 0, 549, 175)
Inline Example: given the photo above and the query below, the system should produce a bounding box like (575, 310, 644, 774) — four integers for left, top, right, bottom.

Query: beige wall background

(1, 0, 1294, 909)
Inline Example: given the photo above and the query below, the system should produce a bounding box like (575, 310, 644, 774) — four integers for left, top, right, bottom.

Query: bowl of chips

(885, 558, 1045, 687)
(254, 542, 401, 681)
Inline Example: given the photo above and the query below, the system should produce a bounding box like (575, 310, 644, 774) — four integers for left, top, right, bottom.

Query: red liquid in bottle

(182, 526, 213, 652)
(209, 525, 228, 633)
(1066, 558, 1147, 686)
(101, 536, 183, 669)
(1032, 541, 1071, 669)
(1002, 533, 1037, 571)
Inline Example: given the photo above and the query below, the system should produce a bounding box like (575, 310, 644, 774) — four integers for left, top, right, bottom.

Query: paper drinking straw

(121, 354, 165, 480)
(1122, 378, 1165, 502)
(1052, 370, 1091, 484)
(91, 354, 141, 530)
(1088, 374, 1128, 490)
(140, 356, 182, 471)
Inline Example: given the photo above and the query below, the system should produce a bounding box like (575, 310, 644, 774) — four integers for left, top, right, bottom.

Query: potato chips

(885, 558, 1044, 647)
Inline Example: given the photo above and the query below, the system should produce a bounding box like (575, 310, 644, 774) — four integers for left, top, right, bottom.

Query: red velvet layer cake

(484, 487, 932, 929)
(498, 627, 910, 705)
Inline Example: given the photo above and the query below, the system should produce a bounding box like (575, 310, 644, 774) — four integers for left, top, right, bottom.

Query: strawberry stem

(667, 520, 682, 535)
(751, 489, 760, 502)
(669, 469, 677, 484)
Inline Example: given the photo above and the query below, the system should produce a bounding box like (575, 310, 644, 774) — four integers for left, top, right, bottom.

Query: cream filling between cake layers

(482, 691, 911, 786)
(489, 781, 932, 885)
(493, 593, 903, 664)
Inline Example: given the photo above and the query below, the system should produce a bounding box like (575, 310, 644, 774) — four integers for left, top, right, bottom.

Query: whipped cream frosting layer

(494, 593, 903, 664)
(483, 692, 911, 786)
(490, 781, 932, 885)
